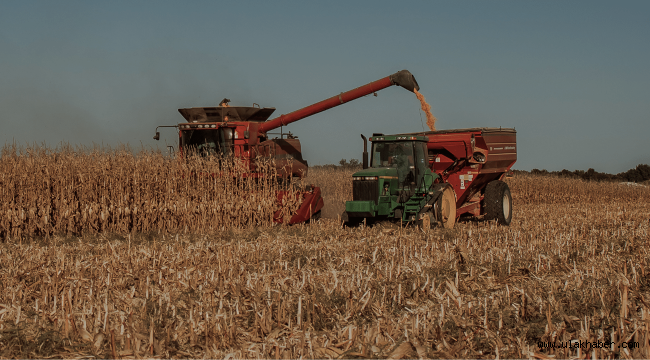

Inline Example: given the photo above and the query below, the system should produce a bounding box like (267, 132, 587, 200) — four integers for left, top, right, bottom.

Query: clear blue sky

(1, 1, 648, 173)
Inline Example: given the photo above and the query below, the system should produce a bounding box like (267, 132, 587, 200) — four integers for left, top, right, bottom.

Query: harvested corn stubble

(1, 146, 650, 358)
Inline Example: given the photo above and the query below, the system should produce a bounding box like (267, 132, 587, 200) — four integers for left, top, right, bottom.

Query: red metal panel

(273, 186, 324, 224)
(258, 77, 394, 133)
(482, 131, 517, 172)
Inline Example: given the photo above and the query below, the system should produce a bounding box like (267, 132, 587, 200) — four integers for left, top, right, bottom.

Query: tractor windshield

(371, 141, 414, 185)
(371, 141, 428, 189)
(181, 128, 233, 157)
(371, 142, 414, 169)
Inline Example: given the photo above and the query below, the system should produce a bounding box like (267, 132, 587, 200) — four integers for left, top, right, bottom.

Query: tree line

(515, 164, 650, 183)
(315, 159, 650, 184)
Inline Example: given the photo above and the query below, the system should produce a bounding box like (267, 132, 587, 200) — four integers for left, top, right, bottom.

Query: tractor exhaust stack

(361, 134, 368, 169)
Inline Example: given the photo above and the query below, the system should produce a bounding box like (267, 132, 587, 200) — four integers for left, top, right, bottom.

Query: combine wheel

(484, 180, 512, 225)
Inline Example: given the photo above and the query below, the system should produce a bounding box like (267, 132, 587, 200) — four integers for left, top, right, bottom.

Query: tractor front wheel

(484, 180, 512, 225)
(341, 211, 362, 227)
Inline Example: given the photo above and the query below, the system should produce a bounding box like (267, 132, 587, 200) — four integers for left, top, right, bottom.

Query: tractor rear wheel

(484, 180, 512, 225)
(437, 185, 457, 229)
(417, 212, 432, 231)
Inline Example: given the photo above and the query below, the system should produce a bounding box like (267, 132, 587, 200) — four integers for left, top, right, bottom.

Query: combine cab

(154, 70, 420, 224)
(343, 128, 517, 228)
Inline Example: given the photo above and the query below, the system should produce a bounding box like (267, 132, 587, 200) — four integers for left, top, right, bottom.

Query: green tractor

(342, 134, 456, 229)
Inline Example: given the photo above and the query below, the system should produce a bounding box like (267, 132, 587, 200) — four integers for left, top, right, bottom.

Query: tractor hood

(352, 167, 398, 178)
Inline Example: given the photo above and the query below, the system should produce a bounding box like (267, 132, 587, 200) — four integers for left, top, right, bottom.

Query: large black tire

(484, 180, 512, 225)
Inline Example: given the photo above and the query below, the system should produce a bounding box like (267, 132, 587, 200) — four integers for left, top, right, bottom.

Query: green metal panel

(345, 201, 375, 214)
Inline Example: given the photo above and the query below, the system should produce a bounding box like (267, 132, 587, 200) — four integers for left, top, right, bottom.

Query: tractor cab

(369, 136, 431, 191)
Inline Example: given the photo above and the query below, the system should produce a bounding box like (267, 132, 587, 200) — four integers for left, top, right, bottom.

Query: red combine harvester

(154, 70, 420, 223)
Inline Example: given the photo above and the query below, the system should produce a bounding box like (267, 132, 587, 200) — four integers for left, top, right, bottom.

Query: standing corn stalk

(0, 144, 303, 238)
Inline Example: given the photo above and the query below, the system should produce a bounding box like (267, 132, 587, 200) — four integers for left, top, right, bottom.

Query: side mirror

(153, 132, 160, 141)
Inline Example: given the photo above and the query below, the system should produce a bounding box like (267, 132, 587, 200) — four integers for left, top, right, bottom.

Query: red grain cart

(409, 127, 517, 224)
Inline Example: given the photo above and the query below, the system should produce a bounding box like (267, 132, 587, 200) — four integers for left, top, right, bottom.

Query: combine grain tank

(154, 70, 420, 223)
(343, 128, 517, 228)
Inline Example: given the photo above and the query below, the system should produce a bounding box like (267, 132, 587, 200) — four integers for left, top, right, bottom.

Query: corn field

(0, 145, 303, 239)
(1, 146, 650, 358)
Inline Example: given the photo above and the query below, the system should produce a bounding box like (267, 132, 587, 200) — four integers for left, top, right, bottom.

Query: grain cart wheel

(484, 180, 512, 225)
(436, 185, 457, 229)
